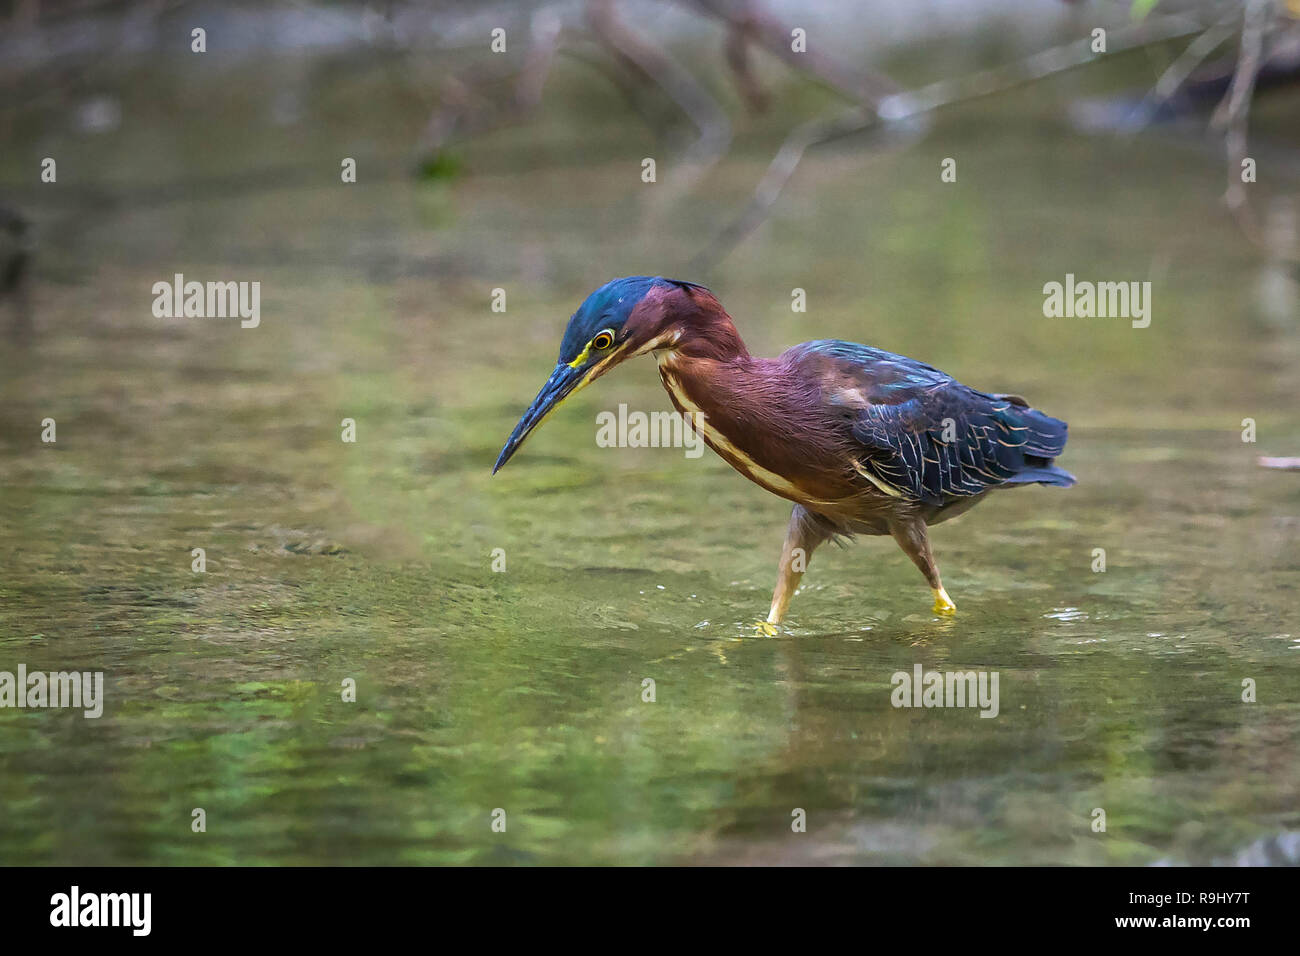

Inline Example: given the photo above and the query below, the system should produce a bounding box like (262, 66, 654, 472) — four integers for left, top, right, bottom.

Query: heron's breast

(656, 354, 823, 505)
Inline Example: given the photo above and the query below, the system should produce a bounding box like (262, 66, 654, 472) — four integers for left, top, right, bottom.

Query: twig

(686, 0, 899, 106)
(418, 3, 569, 160)
(516, 6, 564, 111)
(588, 0, 731, 191)
(1127, 9, 1242, 134)
(1216, 0, 1272, 248)
(697, 12, 1214, 271)
(723, 3, 771, 113)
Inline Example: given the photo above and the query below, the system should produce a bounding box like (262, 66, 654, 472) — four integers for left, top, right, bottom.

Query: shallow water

(1, 53, 1298, 865)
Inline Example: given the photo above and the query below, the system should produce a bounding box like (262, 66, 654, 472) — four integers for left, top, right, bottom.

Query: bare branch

(723, 4, 771, 113)
(418, 4, 569, 161)
(516, 6, 565, 111)
(1126, 9, 1241, 133)
(686, 0, 899, 106)
(1216, 0, 1272, 248)
(588, 0, 731, 189)
(697, 12, 1214, 272)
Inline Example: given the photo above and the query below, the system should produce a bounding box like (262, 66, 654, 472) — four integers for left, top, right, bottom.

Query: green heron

(494, 276, 1074, 629)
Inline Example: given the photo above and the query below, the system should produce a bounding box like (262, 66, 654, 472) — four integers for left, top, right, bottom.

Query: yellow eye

(592, 330, 615, 350)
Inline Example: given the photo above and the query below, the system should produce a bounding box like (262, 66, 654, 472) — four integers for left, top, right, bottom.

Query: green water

(1, 54, 1298, 865)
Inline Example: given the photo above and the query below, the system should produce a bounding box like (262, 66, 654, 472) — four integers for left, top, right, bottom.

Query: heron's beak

(492, 362, 591, 474)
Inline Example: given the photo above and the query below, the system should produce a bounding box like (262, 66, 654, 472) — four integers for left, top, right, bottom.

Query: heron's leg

(762, 505, 833, 630)
(888, 518, 956, 615)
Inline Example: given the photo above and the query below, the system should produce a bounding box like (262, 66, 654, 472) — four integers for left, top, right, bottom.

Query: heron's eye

(592, 330, 615, 351)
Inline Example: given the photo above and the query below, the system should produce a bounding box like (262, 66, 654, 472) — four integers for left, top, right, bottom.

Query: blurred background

(0, 0, 1298, 865)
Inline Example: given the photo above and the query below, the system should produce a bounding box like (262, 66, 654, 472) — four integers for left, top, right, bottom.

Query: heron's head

(492, 276, 706, 473)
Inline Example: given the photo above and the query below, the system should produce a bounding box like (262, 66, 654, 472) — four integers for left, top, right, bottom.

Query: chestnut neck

(663, 291, 751, 364)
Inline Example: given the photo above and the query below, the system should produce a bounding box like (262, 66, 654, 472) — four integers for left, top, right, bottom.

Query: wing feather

(786, 340, 1072, 505)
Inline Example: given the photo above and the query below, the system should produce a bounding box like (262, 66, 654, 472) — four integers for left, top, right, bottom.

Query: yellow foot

(752, 620, 781, 637)
(931, 587, 957, 616)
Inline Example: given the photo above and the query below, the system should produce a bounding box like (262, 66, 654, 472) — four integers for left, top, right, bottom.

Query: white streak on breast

(658, 366, 809, 501)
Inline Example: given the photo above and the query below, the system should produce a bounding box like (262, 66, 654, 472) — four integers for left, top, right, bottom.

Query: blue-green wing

(788, 340, 1073, 505)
